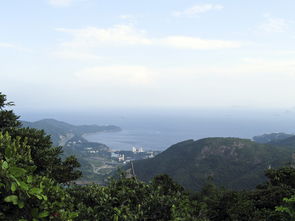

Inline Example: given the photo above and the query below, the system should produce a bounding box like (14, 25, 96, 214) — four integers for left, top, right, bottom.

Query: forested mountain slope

(130, 137, 294, 190)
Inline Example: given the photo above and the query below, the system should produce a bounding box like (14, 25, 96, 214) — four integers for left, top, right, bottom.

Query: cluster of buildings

(111, 152, 125, 162)
(85, 147, 101, 154)
(132, 146, 144, 153)
(110, 146, 158, 164)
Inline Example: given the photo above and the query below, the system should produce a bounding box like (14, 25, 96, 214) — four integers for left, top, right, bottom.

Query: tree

(276, 194, 295, 220)
(0, 92, 81, 183)
(265, 167, 295, 188)
(0, 132, 78, 220)
(7, 127, 82, 183)
(67, 174, 206, 221)
(0, 92, 21, 129)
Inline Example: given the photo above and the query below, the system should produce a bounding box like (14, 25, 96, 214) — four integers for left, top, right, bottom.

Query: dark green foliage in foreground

(0, 92, 21, 129)
(190, 166, 295, 221)
(0, 92, 81, 184)
(68, 174, 206, 221)
(0, 132, 78, 220)
(6, 127, 82, 183)
(65, 167, 295, 221)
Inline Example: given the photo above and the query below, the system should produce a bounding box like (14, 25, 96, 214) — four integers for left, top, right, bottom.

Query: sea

(20, 108, 295, 151)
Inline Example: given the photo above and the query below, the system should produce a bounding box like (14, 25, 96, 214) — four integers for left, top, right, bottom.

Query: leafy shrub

(0, 132, 78, 220)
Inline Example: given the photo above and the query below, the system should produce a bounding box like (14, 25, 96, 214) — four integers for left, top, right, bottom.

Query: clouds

(76, 65, 154, 86)
(48, 0, 73, 7)
(173, 4, 224, 17)
(67, 56, 295, 108)
(55, 24, 241, 60)
(159, 36, 240, 50)
(3, 0, 295, 110)
(0, 42, 17, 48)
(55, 25, 151, 60)
(0, 42, 31, 52)
(260, 15, 289, 33)
(54, 50, 101, 61)
(57, 25, 152, 48)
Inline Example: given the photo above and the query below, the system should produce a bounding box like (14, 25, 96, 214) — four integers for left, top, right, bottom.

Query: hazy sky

(1, 0, 295, 111)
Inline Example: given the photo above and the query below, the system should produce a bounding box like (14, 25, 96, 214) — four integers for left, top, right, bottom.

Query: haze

(1, 0, 295, 112)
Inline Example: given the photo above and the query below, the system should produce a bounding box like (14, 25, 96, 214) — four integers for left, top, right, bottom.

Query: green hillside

(130, 137, 294, 191)
(268, 135, 295, 147)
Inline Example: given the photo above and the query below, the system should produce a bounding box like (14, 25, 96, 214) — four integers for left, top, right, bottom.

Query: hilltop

(129, 137, 294, 191)
(22, 118, 121, 145)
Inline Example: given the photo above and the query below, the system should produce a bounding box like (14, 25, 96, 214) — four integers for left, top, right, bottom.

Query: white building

(132, 146, 144, 153)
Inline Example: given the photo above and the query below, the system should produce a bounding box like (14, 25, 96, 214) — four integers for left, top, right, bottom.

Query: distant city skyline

(1, 0, 295, 111)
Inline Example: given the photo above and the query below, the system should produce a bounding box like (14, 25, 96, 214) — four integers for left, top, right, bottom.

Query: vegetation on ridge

(129, 137, 294, 190)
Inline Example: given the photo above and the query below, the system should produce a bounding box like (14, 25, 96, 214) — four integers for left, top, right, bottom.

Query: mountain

(128, 137, 294, 191)
(22, 118, 121, 145)
(253, 132, 294, 144)
(268, 135, 295, 147)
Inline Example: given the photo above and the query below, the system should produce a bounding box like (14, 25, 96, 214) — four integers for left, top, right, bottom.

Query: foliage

(193, 167, 295, 221)
(0, 132, 78, 220)
(0, 92, 81, 184)
(130, 138, 293, 191)
(265, 167, 295, 188)
(276, 194, 295, 220)
(0, 92, 21, 130)
(68, 174, 206, 221)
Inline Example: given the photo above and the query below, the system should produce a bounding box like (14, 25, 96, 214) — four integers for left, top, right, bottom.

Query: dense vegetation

(129, 138, 294, 190)
(1, 92, 295, 220)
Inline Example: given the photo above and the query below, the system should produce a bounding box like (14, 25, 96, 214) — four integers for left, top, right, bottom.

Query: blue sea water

(20, 108, 295, 151)
(82, 109, 295, 151)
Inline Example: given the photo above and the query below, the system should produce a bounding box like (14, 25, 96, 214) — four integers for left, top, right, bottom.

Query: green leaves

(68, 175, 203, 221)
(1, 161, 8, 169)
(9, 167, 27, 177)
(19, 181, 29, 191)
(18, 201, 25, 209)
(0, 132, 77, 220)
(0, 94, 79, 220)
(29, 187, 42, 195)
(38, 211, 49, 218)
(275, 195, 295, 219)
(4, 195, 18, 205)
(11, 182, 17, 192)
(27, 175, 33, 183)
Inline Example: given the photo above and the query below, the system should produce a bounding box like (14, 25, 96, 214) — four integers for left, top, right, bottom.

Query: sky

(1, 0, 295, 112)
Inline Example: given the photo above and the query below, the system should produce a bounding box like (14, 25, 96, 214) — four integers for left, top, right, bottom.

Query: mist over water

(20, 108, 295, 151)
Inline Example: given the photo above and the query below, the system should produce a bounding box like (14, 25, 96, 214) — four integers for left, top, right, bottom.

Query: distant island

(22, 118, 121, 146)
